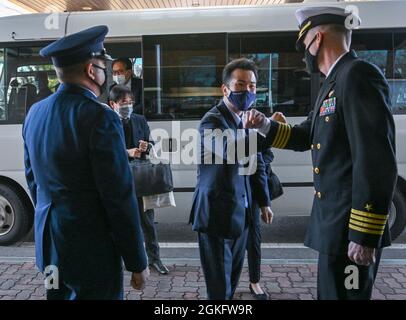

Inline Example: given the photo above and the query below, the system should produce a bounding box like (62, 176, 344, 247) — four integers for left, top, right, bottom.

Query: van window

(352, 30, 406, 114)
(393, 32, 406, 114)
(143, 33, 227, 120)
(228, 32, 311, 117)
(0, 46, 55, 124)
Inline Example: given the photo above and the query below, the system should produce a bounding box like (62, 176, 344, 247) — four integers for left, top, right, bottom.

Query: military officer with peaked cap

(244, 6, 397, 299)
(23, 25, 149, 300)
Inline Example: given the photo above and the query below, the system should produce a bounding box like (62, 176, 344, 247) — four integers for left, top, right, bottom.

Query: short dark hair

(328, 24, 352, 46)
(55, 60, 91, 83)
(222, 58, 258, 85)
(317, 24, 352, 47)
(109, 85, 134, 103)
(112, 57, 133, 70)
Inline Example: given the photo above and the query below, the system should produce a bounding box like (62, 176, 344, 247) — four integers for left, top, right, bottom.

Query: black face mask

(90, 63, 107, 96)
(304, 35, 320, 74)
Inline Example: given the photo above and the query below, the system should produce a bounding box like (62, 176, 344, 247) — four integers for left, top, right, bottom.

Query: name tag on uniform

(319, 97, 336, 116)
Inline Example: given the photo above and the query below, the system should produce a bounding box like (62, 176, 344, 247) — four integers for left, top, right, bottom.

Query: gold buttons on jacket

(311, 144, 314, 150)
(317, 143, 321, 150)
(314, 167, 320, 174)
(317, 192, 322, 199)
(325, 116, 330, 122)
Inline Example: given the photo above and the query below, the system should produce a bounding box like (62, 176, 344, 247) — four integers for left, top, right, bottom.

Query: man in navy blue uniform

(23, 25, 149, 300)
(189, 58, 274, 300)
(244, 7, 397, 300)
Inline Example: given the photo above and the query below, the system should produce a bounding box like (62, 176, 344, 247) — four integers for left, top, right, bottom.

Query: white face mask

(113, 74, 127, 85)
(115, 104, 133, 119)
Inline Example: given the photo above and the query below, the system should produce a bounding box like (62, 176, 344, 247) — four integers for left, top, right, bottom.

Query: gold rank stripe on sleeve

(349, 219, 386, 231)
(271, 123, 292, 149)
(350, 213, 388, 226)
(349, 208, 388, 236)
(349, 224, 385, 236)
(350, 209, 388, 224)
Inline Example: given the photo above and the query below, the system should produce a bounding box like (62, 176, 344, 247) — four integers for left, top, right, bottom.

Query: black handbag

(129, 159, 174, 197)
(268, 169, 284, 200)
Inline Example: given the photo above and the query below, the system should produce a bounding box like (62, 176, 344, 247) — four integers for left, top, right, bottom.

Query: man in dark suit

(109, 85, 169, 275)
(23, 26, 149, 300)
(111, 58, 143, 114)
(36, 71, 53, 102)
(189, 58, 274, 300)
(244, 6, 397, 300)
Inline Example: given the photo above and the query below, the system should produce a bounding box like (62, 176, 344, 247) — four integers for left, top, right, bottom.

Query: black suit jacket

(265, 50, 397, 254)
(123, 113, 152, 159)
(131, 77, 143, 114)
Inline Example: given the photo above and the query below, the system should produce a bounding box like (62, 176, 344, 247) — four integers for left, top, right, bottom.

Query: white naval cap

(295, 6, 361, 51)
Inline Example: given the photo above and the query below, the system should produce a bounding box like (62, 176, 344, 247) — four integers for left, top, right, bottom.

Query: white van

(0, 0, 405, 244)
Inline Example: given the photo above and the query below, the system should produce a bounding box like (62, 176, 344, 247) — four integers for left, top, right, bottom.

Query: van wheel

(0, 183, 33, 246)
(388, 187, 406, 241)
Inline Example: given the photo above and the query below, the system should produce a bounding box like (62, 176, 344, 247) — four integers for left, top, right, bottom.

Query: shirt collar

(326, 51, 348, 78)
(125, 78, 132, 88)
(223, 98, 242, 125)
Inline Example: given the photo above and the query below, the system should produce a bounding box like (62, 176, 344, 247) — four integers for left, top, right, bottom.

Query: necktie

(238, 118, 249, 209)
(238, 119, 243, 130)
(121, 118, 133, 149)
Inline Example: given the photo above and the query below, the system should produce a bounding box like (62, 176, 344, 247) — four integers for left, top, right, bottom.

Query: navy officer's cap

(295, 6, 361, 52)
(40, 25, 112, 67)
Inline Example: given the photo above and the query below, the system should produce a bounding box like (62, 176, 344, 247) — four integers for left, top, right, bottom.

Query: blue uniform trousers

(198, 227, 248, 300)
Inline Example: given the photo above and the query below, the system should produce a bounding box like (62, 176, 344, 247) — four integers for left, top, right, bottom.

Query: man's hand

(130, 267, 150, 290)
(243, 109, 266, 129)
(139, 140, 149, 153)
(348, 241, 376, 266)
(127, 148, 142, 159)
(271, 112, 287, 124)
(260, 206, 274, 224)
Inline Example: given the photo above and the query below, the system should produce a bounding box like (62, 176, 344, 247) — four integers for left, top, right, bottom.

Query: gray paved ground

(0, 261, 406, 300)
(2, 218, 405, 300)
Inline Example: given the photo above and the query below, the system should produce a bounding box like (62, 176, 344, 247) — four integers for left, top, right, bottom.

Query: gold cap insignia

(298, 21, 312, 40)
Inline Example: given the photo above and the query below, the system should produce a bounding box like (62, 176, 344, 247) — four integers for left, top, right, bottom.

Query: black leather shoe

(150, 261, 169, 275)
(249, 284, 268, 300)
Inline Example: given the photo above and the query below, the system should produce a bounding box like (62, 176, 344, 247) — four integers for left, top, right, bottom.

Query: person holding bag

(109, 85, 170, 275)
